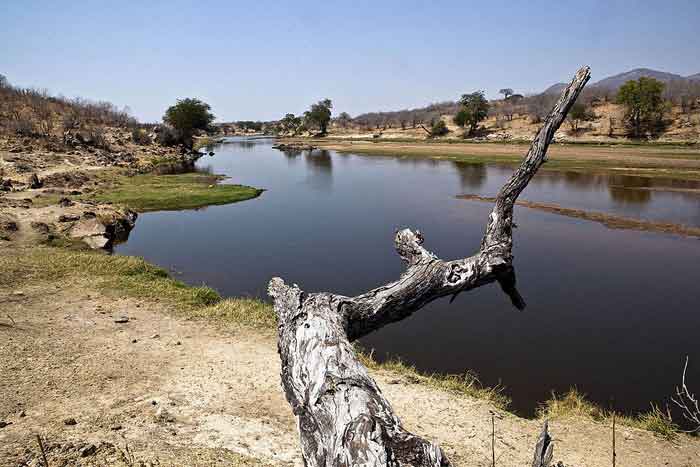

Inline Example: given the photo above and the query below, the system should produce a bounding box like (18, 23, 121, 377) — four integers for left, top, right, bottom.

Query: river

(116, 136, 700, 417)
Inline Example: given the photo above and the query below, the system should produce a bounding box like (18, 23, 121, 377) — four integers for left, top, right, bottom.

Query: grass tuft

(357, 349, 511, 410)
(538, 389, 680, 439)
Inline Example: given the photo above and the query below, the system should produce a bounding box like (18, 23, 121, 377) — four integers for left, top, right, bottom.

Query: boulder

(29, 173, 43, 189)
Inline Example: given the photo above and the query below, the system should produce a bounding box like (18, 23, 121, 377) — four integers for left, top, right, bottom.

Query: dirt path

(2, 284, 699, 466)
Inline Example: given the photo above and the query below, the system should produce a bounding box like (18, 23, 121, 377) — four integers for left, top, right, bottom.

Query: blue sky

(2, 0, 699, 122)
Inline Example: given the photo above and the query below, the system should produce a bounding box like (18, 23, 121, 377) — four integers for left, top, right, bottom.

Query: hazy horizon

(3, 0, 699, 122)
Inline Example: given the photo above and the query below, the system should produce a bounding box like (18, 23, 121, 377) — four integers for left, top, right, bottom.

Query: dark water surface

(116, 137, 700, 416)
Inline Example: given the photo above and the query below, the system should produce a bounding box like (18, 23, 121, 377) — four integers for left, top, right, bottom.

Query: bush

(155, 125, 180, 147)
(131, 128, 152, 145)
(430, 120, 449, 137)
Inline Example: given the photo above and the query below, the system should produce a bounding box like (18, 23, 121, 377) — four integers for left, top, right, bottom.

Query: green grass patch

(86, 172, 263, 212)
(0, 246, 272, 327)
(538, 388, 679, 440)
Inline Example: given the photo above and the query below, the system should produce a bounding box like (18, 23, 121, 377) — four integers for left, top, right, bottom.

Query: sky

(2, 0, 699, 122)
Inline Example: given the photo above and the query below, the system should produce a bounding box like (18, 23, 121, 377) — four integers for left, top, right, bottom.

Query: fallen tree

(268, 66, 591, 466)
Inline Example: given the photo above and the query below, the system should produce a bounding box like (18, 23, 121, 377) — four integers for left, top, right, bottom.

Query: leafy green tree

(499, 88, 514, 100)
(163, 98, 215, 148)
(457, 91, 490, 136)
(336, 112, 351, 128)
(280, 113, 302, 135)
(304, 99, 333, 135)
(616, 77, 666, 138)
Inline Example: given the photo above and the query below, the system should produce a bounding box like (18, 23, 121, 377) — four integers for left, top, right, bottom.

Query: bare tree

(267, 66, 591, 466)
(672, 357, 700, 433)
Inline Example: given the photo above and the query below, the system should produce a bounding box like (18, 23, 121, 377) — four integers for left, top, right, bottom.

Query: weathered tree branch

(269, 66, 590, 466)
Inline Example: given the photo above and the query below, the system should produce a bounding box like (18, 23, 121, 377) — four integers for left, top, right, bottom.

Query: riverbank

(282, 137, 700, 182)
(2, 245, 699, 467)
(0, 131, 262, 249)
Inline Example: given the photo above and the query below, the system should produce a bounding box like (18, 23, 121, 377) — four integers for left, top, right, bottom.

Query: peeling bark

(269, 67, 591, 466)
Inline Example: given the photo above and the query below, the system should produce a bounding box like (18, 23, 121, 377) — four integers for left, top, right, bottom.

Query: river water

(116, 137, 700, 416)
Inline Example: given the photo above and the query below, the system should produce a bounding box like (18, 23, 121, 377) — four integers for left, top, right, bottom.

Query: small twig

(491, 411, 496, 467)
(612, 411, 616, 467)
(7, 314, 15, 326)
(36, 434, 49, 467)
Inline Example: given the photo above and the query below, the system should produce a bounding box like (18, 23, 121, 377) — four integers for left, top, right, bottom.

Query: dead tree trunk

(268, 67, 591, 466)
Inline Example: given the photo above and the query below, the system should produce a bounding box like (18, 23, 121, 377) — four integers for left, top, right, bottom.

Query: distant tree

(163, 98, 215, 148)
(616, 77, 666, 138)
(566, 102, 595, 133)
(499, 88, 514, 100)
(280, 113, 303, 135)
(336, 112, 351, 129)
(457, 91, 490, 136)
(304, 98, 333, 135)
(0, 74, 8, 89)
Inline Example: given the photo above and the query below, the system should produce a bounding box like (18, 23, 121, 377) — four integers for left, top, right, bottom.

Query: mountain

(687, 73, 700, 81)
(591, 68, 686, 91)
(543, 83, 567, 95)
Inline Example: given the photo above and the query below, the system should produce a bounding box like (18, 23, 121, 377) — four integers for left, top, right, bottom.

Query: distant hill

(543, 68, 700, 95)
(543, 83, 568, 95)
(591, 68, 686, 91)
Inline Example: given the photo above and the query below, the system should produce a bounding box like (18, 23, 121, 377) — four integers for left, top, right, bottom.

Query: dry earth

(2, 280, 699, 467)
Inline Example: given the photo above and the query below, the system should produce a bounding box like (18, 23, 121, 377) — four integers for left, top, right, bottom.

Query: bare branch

(340, 66, 591, 341)
(671, 356, 700, 432)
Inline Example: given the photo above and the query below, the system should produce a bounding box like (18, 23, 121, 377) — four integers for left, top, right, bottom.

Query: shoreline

(281, 137, 700, 181)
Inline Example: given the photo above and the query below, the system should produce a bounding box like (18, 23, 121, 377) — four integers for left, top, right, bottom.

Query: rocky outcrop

(68, 208, 137, 249)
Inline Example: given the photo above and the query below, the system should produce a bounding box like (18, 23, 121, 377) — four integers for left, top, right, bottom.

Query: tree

(458, 91, 490, 136)
(616, 77, 666, 138)
(268, 67, 591, 467)
(304, 98, 333, 135)
(499, 88, 514, 100)
(280, 113, 302, 135)
(163, 98, 215, 148)
(566, 102, 594, 133)
(336, 112, 351, 129)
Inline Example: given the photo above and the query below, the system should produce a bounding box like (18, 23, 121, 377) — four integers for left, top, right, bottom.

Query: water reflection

(304, 150, 333, 191)
(452, 162, 487, 190)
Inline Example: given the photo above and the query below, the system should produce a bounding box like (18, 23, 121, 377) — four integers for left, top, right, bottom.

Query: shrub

(430, 119, 449, 136)
(131, 128, 152, 145)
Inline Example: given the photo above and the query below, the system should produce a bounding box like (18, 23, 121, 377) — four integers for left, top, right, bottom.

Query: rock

(58, 197, 74, 207)
(82, 211, 96, 219)
(0, 420, 11, 428)
(18, 410, 26, 418)
(58, 214, 80, 222)
(29, 173, 43, 189)
(0, 178, 12, 191)
(63, 417, 77, 426)
(110, 424, 123, 431)
(208, 151, 215, 156)
(30, 222, 50, 234)
(79, 444, 97, 457)
(154, 406, 175, 423)
(114, 316, 129, 323)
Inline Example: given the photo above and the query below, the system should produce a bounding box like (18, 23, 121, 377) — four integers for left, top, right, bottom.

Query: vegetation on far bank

(86, 172, 263, 212)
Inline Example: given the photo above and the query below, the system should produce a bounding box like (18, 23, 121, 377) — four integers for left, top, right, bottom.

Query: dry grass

(538, 388, 679, 440)
(357, 349, 511, 410)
